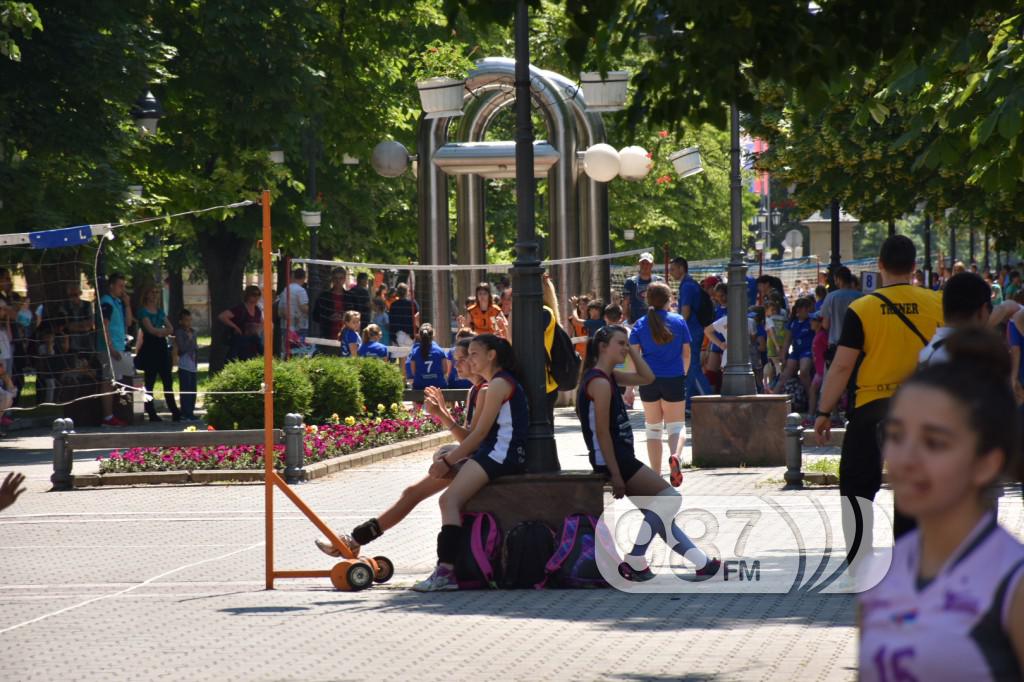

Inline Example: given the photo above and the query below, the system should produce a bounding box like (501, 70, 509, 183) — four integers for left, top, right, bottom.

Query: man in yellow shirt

(814, 236, 943, 562)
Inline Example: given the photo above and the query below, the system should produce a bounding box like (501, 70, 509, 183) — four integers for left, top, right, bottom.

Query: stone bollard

(284, 413, 305, 484)
(50, 417, 76, 491)
(784, 412, 804, 489)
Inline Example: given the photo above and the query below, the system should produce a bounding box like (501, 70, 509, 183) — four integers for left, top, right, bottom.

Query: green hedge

(205, 356, 405, 428)
(204, 359, 313, 429)
(296, 356, 364, 424)
(354, 357, 406, 415)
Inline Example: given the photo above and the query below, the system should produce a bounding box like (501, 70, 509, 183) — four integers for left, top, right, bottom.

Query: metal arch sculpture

(416, 58, 613, 343)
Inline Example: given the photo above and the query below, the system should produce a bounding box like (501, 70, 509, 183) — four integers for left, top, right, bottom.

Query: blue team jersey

(628, 310, 692, 377)
(357, 341, 389, 359)
(447, 347, 472, 388)
(1009, 324, 1024, 384)
(410, 342, 448, 389)
(340, 328, 361, 357)
(787, 318, 814, 354)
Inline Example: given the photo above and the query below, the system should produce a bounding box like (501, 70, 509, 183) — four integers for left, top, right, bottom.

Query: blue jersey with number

(411, 342, 448, 389)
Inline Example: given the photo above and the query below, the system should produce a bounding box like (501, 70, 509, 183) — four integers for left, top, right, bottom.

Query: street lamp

(131, 90, 163, 135)
(668, 146, 704, 178)
(268, 144, 286, 165)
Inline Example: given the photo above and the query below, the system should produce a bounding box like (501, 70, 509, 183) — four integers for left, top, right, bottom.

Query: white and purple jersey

(859, 512, 1024, 682)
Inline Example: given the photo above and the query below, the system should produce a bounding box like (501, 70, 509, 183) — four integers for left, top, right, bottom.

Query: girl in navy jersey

(315, 338, 487, 557)
(409, 324, 449, 390)
(578, 325, 720, 582)
(860, 328, 1024, 681)
(357, 324, 389, 359)
(447, 328, 475, 389)
(339, 311, 361, 357)
(413, 334, 528, 591)
(629, 281, 692, 485)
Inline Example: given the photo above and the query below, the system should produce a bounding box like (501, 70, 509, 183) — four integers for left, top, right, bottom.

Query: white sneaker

(411, 565, 458, 592)
(314, 532, 360, 558)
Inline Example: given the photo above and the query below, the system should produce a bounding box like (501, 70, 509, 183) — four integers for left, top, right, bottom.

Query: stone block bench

(464, 471, 607, 531)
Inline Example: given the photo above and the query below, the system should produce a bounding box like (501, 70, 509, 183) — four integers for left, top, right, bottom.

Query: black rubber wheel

(372, 555, 395, 583)
(347, 561, 374, 590)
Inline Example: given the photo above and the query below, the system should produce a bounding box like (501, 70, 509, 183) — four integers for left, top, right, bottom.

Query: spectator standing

(669, 257, 713, 408)
(920, 272, 1021, 366)
(312, 267, 347, 352)
(219, 285, 263, 362)
(622, 252, 664, 324)
(278, 268, 309, 355)
(344, 272, 372, 329)
(59, 281, 95, 355)
(371, 297, 390, 345)
(1006, 270, 1022, 300)
(819, 266, 863, 368)
(389, 283, 419, 347)
(97, 272, 134, 427)
(136, 285, 180, 422)
(814, 236, 944, 560)
(173, 309, 199, 421)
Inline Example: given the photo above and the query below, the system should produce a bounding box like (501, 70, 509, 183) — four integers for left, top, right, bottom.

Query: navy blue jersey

(787, 318, 814, 355)
(411, 342, 448, 389)
(447, 348, 472, 389)
(465, 380, 486, 426)
(576, 368, 635, 467)
(476, 371, 528, 466)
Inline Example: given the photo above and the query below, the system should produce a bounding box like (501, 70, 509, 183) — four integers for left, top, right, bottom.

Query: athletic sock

(670, 522, 709, 569)
(351, 518, 383, 546)
(437, 524, 462, 565)
(625, 509, 665, 570)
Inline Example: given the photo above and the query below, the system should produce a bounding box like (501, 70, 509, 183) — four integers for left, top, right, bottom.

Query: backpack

(500, 521, 557, 589)
(454, 512, 501, 589)
(548, 323, 582, 391)
(539, 514, 616, 589)
(695, 287, 715, 328)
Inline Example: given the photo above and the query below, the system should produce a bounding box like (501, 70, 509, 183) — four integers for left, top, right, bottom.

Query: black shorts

(471, 446, 526, 481)
(592, 453, 645, 482)
(638, 375, 685, 403)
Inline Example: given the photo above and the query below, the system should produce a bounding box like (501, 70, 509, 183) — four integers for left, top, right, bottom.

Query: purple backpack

(538, 514, 617, 589)
(454, 512, 501, 589)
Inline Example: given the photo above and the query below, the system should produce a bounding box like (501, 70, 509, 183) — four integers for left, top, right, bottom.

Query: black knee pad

(351, 518, 382, 546)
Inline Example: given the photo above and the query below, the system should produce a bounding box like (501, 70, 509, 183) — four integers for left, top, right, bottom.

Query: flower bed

(97, 411, 443, 474)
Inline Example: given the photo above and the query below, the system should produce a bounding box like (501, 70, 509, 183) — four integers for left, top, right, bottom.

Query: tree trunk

(167, 263, 184, 322)
(200, 223, 254, 374)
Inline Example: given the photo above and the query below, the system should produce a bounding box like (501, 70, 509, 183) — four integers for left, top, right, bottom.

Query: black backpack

(548, 323, 582, 391)
(500, 521, 557, 589)
(696, 287, 715, 328)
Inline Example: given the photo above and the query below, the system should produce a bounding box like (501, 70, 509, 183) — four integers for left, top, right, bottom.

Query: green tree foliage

(0, 1, 41, 61)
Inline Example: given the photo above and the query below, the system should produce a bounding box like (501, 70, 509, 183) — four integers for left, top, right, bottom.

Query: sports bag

(500, 521, 556, 589)
(539, 514, 616, 589)
(695, 287, 715, 328)
(454, 512, 501, 589)
(548, 323, 582, 391)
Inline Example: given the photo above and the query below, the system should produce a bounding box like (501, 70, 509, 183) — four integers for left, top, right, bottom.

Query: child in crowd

(173, 309, 199, 421)
(859, 328, 1024, 680)
(447, 328, 475, 389)
(584, 300, 605, 337)
(814, 285, 827, 312)
(568, 294, 592, 356)
(578, 324, 720, 581)
(357, 324, 389, 359)
(770, 297, 815, 399)
(316, 338, 486, 559)
(371, 298, 390, 345)
(749, 307, 767, 392)
(604, 303, 634, 406)
(413, 335, 528, 591)
(765, 296, 787, 386)
(339, 311, 361, 357)
(807, 311, 828, 424)
(703, 283, 728, 392)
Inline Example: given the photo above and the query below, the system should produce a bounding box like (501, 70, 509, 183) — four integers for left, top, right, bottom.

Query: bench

(464, 471, 607, 531)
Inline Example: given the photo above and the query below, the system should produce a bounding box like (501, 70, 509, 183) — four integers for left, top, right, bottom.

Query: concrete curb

(71, 430, 454, 488)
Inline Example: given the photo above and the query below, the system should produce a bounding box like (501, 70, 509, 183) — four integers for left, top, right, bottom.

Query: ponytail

(645, 282, 674, 345)
(471, 334, 522, 384)
(362, 324, 381, 346)
(419, 323, 434, 360)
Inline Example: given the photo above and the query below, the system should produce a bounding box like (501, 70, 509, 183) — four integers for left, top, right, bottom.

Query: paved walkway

(1, 407, 1018, 680)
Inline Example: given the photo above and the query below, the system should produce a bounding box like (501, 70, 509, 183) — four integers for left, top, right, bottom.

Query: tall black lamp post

(720, 103, 756, 396)
(512, 0, 558, 471)
(924, 215, 933, 288)
(827, 199, 842, 288)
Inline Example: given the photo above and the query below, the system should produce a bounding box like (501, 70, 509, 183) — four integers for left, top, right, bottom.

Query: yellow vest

(544, 306, 558, 393)
(849, 284, 943, 407)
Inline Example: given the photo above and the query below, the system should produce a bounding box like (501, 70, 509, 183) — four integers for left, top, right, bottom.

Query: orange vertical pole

(262, 189, 275, 590)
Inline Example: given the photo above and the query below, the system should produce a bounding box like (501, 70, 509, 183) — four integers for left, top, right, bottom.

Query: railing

(50, 414, 308, 491)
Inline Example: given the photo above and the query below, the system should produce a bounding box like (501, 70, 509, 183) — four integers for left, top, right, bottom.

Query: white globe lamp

(582, 143, 620, 183)
(618, 145, 652, 180)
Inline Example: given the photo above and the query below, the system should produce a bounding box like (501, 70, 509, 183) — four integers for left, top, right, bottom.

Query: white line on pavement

(0, 541, 264, 636)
